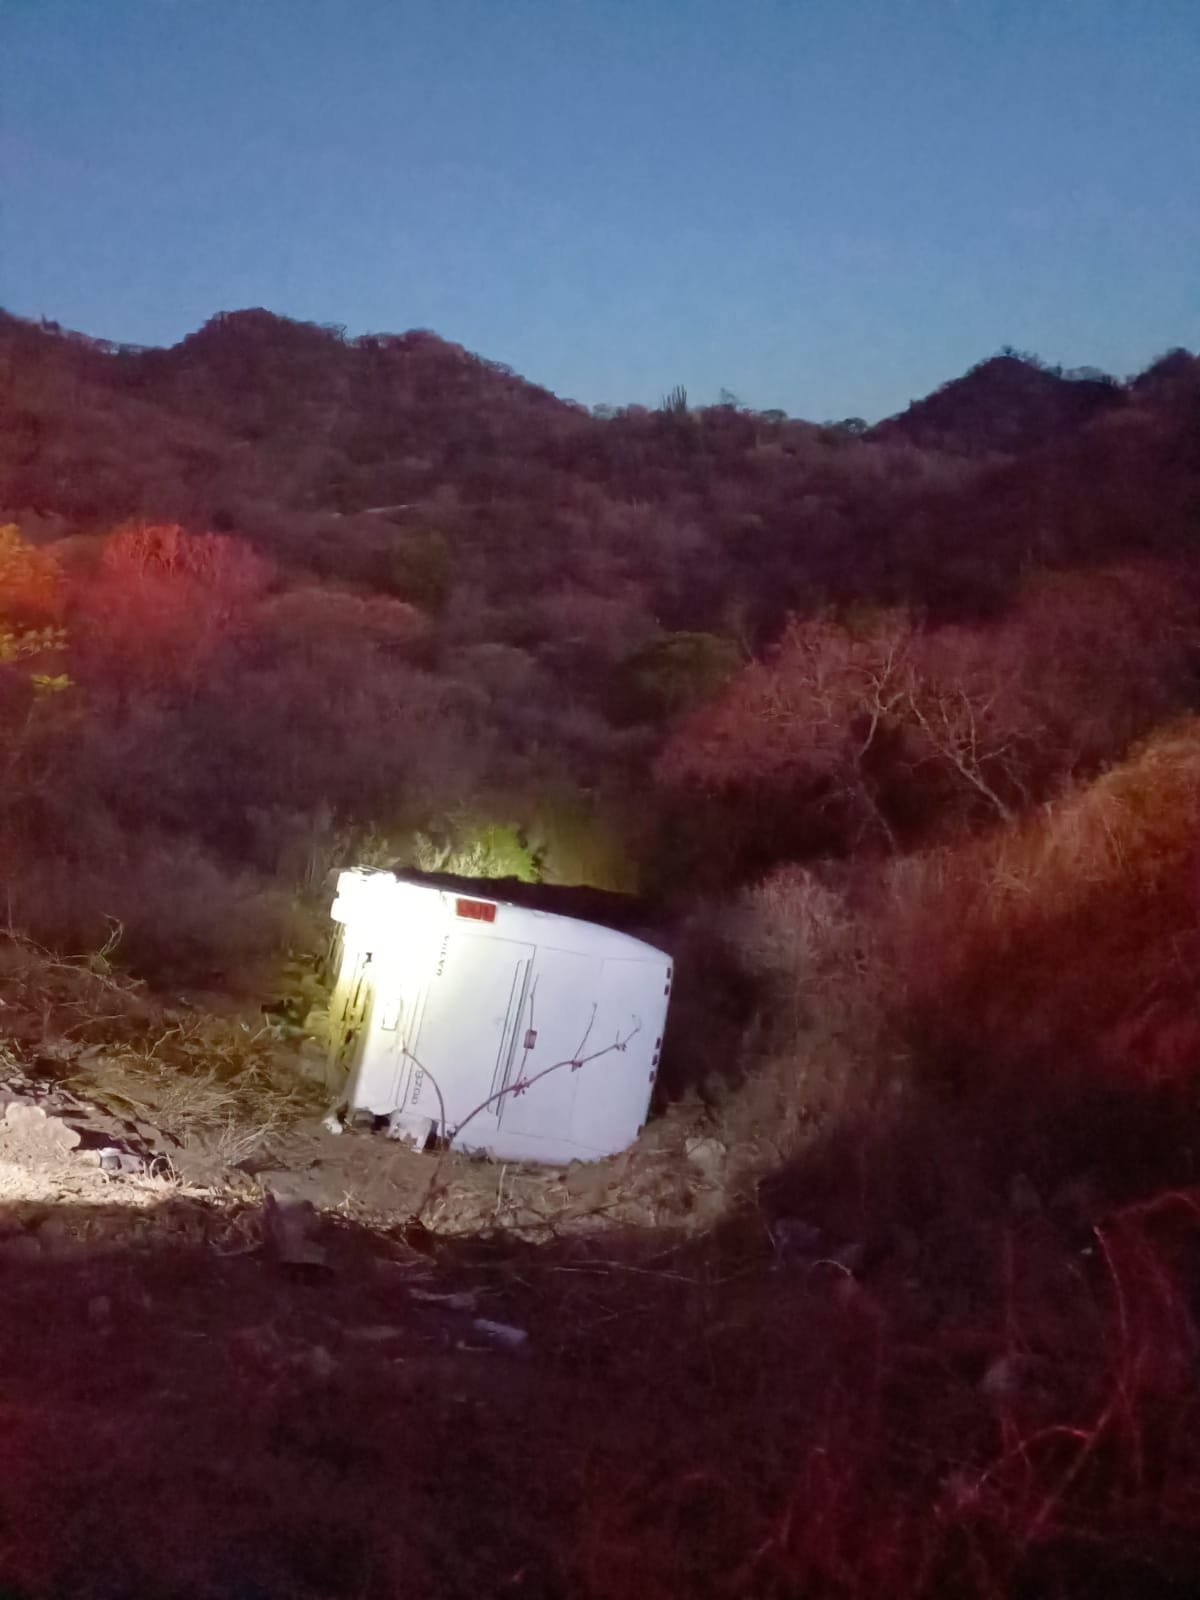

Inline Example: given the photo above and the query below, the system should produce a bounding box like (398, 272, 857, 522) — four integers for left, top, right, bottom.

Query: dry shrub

(727, 863, 876, 1029)
(565, 1183, 1200, 1600)
(877, 717, 1200, 1088)
(4, 832, 310, 987)
(530, 789, 645, 894)
(693, 718, 1200, 1190)
(249, 584, 429, 666)
(0, 522, 65, 624)
(700, 865, 894, 1161)
(72, 523, 274, 692)
(653, 565, 1200, 887)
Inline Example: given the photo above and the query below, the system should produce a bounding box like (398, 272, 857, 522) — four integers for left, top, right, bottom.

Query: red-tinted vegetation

(3, 306, 1200, 1597)
(869, 350, 1125, 456)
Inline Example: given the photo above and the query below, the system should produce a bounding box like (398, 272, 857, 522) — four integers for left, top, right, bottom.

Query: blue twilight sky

(1, 0, 1197, 420)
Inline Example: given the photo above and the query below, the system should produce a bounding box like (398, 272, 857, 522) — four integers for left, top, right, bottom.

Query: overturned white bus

(324, 870, 672, 1165)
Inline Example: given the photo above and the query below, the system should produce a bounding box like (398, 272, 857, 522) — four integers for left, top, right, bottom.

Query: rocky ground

(0, 934, 756, 1598)
(0, 927, 734, 1235)
(4, 935, 1200, 1599)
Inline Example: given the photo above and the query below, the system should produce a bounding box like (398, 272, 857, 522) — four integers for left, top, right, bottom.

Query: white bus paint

(326, 871, 671, 1165)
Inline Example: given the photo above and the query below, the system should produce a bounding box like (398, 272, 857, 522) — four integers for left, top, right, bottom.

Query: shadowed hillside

(3, 306, 1200, 1598)
(4, 311, 1198, 636)
(870, 350, 1126, 457)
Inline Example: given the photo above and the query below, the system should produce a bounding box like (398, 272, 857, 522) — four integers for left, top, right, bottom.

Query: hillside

(1, 304, 1198, 909)
(870, 351, 1126, 457)
(4, 310, 1198, 637)
(4, 308, 1200, 1597)
(0, 307, 590, 530)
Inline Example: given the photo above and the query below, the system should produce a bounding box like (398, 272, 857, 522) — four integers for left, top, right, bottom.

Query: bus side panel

(495, 947, 600, 1149)
(407, 931, 535, 1136)
(569, 957, 668, 1156)
(347, 965, 414, 1115)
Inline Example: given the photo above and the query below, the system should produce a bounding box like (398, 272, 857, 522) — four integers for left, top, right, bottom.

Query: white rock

(263, 1192, 327, 1267)
(684, 1136, 726, 1180)
(981, 1354, 1023, 1399)
(472, 1318, 528, 1349)
(410, 1287, 479, 1311)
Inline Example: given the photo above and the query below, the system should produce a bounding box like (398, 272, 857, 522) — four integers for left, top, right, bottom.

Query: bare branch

(404, 1014, 644, 1221)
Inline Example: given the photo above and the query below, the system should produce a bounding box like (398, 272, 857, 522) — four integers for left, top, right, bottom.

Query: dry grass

(877, 717, 1200, 1089)
(0, 929, 319, 1176)
(1, 1170, 1197, 1600)
(608, 721, 1200, 1598)
(70, 1013, 319, 1179)
(550, 1173, 1200, 1600)
(713, 718, 1200, 1154)
(695, 719, 1200, 1226)
(689, 863, 896, 1182)
(2, 832, 312, 989)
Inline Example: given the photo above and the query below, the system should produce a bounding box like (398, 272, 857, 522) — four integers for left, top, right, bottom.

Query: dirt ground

(3, 939, 1200, 1599)
(0, 1069, 760, 1600)
(0, 1183, 640, 1599)
(0, 1070, 724, 1598)
(0, 937, 758, 1598)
